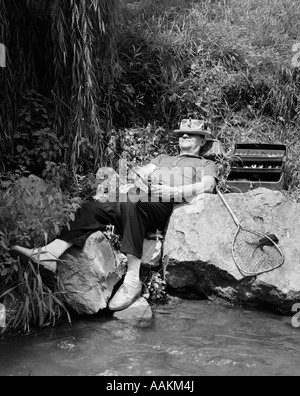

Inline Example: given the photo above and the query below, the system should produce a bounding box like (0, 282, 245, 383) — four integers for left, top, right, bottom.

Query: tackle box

(226, 143, 287, 193)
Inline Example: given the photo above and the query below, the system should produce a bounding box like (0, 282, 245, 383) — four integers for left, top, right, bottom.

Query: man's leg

(12, 198, 174, 311)
(12, 201, 122, 273)
(10, 239, 73, 274)
(108, 201, 173, 311)
(59, 200, 123, 248)
(120, 200, 174, 258)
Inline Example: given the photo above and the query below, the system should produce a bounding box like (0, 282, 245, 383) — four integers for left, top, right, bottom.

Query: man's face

(178, 133, 206, 153)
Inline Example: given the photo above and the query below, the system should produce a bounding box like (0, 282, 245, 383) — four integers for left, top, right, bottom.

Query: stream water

(0, 298, 299, 377)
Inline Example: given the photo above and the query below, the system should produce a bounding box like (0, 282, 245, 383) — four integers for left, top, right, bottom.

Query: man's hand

(150, 184, 176, 201)
(131, 171, 149, 193)
(128, 164, 157, 194)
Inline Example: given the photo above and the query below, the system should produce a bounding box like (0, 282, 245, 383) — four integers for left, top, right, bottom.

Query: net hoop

(232, 225, 285, 277)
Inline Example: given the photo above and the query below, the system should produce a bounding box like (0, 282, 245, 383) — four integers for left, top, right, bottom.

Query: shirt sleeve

(202, 160, 218, 181)
(149, 154, 166, 167)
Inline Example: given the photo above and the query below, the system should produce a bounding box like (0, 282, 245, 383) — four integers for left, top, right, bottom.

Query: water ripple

(1, 299, 300, 376)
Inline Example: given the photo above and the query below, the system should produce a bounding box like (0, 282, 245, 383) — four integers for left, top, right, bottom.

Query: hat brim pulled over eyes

(173, 129, 211, 137)
(174, 119, 212, 137)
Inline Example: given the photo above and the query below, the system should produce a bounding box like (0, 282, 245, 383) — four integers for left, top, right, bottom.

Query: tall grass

(116, 0, 300, 197)
(117, 0, 300, 125)
(1, 266, 71, 335)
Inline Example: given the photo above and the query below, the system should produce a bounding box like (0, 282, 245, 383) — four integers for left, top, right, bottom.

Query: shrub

(0, 173, 81, 334)
(2, 90, 65, 172)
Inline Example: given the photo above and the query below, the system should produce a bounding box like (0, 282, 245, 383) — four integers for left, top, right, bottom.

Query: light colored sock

(32, 239, 73, 272)
(124, 254, 141, 287)
(44, 239, 73, 258)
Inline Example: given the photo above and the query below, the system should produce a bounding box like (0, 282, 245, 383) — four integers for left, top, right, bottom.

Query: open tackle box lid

(226, 143, 287, 193)
(232, 143, 287, 161)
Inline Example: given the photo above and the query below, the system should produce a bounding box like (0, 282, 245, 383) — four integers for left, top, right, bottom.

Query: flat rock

(113, 297, 153, 325)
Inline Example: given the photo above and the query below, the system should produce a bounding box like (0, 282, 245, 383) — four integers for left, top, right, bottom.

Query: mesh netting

(232, 226, 284, 276)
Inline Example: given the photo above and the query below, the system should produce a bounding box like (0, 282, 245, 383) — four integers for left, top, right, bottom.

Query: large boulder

(58, 232, 158, 315)
(163, 188, 300, 314)
(58, 232, 127, 315)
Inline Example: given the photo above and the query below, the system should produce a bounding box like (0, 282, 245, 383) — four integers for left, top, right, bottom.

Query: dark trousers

(59, 200, 174, 259)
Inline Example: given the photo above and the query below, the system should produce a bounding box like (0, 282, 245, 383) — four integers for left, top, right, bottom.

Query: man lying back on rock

(11, 119, 218, 312)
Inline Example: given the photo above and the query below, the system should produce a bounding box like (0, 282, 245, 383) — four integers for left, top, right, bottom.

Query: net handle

(217, 188, 241, 227)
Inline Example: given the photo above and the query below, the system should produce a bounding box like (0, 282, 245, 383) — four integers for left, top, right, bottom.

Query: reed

(0, 0, 118, 173)
(0, 0, 37, 163)
(50, 0, 118, 171)
(0, 266, 71, 335)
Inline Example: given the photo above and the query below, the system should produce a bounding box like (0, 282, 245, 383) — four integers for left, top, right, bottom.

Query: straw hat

(174, 119, 212, 137)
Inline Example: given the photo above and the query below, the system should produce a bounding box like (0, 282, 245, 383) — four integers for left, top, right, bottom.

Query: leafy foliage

(141, 270, 170, 306)
(107, 124, 178, 169)
(0, 177, 80, 248)
(2, 90, 69, 177)
(0, 174, 81, 334)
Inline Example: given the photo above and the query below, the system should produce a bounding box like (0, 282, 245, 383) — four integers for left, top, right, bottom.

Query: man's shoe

(108, 282, 143, 312)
